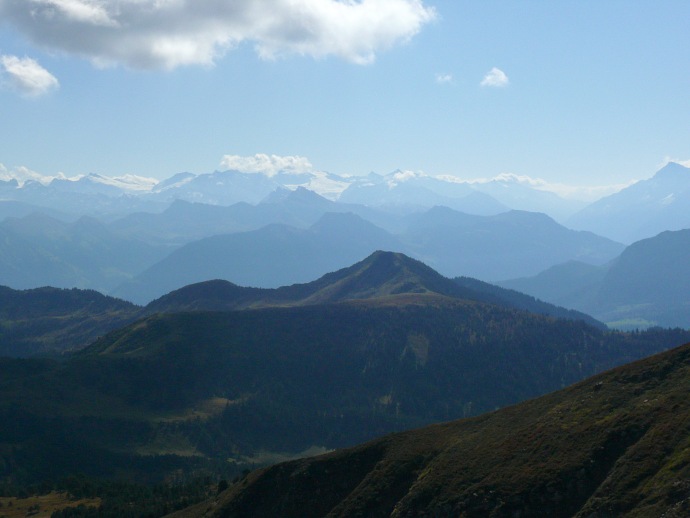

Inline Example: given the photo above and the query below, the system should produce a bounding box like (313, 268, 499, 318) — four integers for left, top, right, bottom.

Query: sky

(0, 0, 688, 194)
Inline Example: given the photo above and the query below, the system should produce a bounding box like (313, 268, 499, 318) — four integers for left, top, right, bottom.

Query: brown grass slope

(176, 342, 690, 518)
(145, 250, 476, 313)
(146, 251, 602, 327)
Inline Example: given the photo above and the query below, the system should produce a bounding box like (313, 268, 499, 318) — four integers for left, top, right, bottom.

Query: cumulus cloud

(0, 0, 436, 70)
(220, 153, 315, 176)
(480, 67, 509, 88)
(0, 55, 59, 97)
(435, 72, 452, 84)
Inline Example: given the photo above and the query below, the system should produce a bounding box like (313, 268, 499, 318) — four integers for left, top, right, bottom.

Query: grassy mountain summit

(146, 250, 471, 312)
(0, 251, 599, 358)
(178, 341, 690, 518)
(147, 251, 602, 328)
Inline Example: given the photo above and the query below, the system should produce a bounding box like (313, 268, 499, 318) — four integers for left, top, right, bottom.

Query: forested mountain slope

(177, 341, 690, 517)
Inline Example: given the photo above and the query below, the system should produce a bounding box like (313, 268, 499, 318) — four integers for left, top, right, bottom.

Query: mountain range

(568, 161, 690, 243)
(0, 165, 598, 222)
(3, 159, 690, 515)
(3, 162, 689, 241)
(145, 251, 604, 329)
(3, 252, 688, 489)
(500, 228, 690, 329)
(1, 251, 604, 358)
(114, 209, 622, 304)
(0, 213, 172, 293)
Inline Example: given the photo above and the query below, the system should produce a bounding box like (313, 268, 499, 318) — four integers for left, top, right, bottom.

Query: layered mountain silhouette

(568, 161, 690, 243)
(3, 252, 687, 486)
(1, 166, 588, 221)
(110, 188, 402, 246)
(339, 170, 585, 220)
(0, 213, 170, 292)
(0, 251, 602, 357)
(400, 207, 622, 281)
(115, 208, 623, 304)
(501, 228, 690, 328)
(114, 212, 402, 304)
(177, 340, 690, 517)
(147, 251, 604, 328)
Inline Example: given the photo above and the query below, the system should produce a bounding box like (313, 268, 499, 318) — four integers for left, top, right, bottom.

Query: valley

(1, 163, 690, 516)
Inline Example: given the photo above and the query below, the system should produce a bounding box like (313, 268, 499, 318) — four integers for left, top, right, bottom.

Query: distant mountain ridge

(147, 251, 604, 329)
(568, 161, 690, 243)
(1, 165, 594, 221)
(400, 207, 622, 281)
(114, 212, 403, 303)
(117, 207, 623, 304)
(0, 251, 603, 357)
(500, 228, 690, 329)
(0, 213, 171, 293)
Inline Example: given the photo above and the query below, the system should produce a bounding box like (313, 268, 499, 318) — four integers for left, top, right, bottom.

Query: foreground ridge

(176, 342, 690, 517)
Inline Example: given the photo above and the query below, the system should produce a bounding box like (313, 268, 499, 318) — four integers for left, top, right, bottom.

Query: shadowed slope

(0, 285, 139, 357)
(175, 342, 690, 518)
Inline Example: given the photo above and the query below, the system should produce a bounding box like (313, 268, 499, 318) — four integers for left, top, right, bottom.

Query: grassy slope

(178, 342, 690, 517)
(146, 251, 603, 329)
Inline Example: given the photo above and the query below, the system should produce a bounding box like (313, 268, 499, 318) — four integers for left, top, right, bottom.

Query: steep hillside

(177, 341, 690, 518)
(2, 298, 688, 487)
(453, 275, 605, 329)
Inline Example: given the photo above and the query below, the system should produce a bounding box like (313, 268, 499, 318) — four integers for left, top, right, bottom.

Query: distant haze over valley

(2, 160, 690, 327)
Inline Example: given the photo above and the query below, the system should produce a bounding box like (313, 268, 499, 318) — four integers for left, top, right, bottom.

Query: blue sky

(0, 0, 688, 192)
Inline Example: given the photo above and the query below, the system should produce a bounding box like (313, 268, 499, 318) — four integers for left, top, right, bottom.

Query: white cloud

(435, 72, 452, 84)
(31, 0, 118, 27)
(660, 156, 690, 169)
(0, 55, 59, 97)
(480, 67, 509, 88)
(0, 0, 436, 70)
(0, 164, 70, 185)
(438, 172, 632, 202)
(220, 153, 315, 177)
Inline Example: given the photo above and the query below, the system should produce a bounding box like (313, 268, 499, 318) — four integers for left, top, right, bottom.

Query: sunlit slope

(147, 250, 603, 327)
